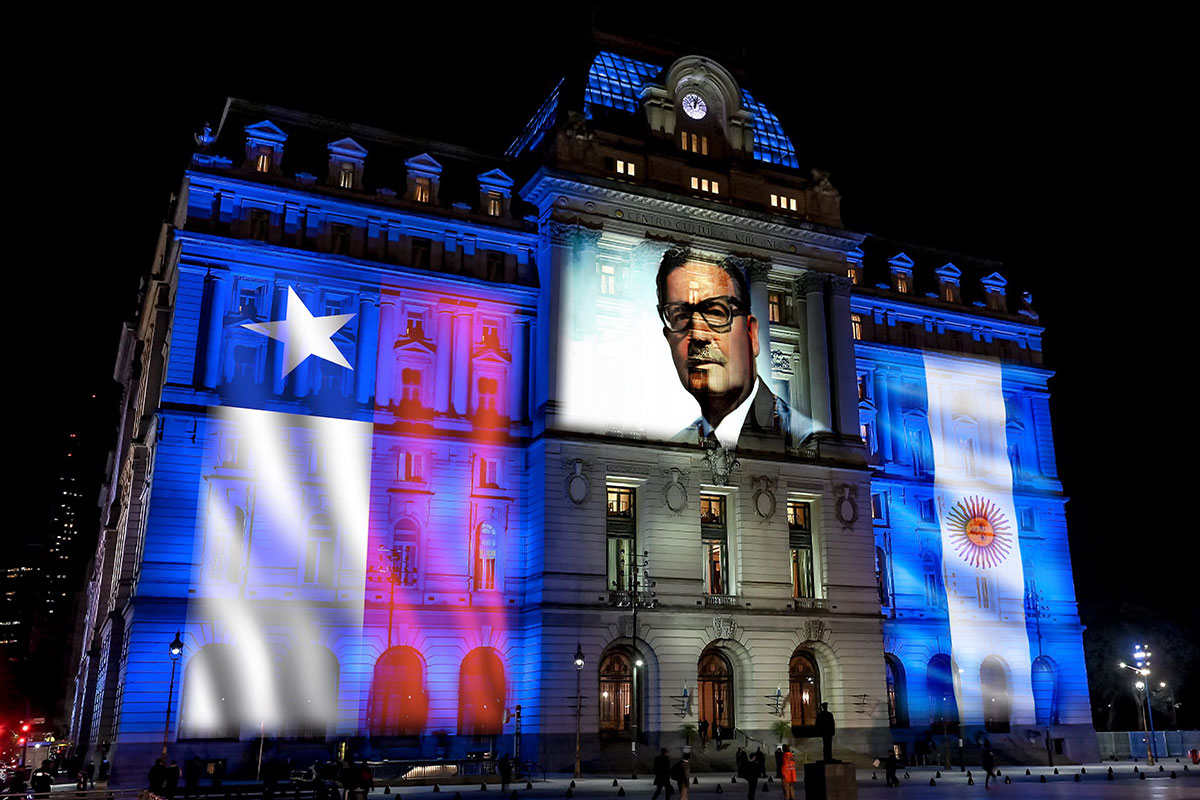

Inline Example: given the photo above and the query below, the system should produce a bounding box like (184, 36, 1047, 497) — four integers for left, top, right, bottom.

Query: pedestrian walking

(737, 748, 757, 800)
(779, 745, 797, 800)
(773, 746, 783, 779)
(498, 755, 512, 793)
(884, 751, 899, 788)
(671, 752, 690, 800)
(982, 748, 996, 790)
(30, 764, 53, 800)
(86, 761, 96, 789)
(714, 724, 723, 749)
(735, 748, 747, 779)
(698, 719, 709, 748)
(148, 758, 167, 794)
(98, 759, 110, 783)
(651, 748, 673, 800)
(753, 748, 766, 779)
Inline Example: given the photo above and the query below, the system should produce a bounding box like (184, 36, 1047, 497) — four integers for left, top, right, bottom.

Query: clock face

(681, 93, 708, 120)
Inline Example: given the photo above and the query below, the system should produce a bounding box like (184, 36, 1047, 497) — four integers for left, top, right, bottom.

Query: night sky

(17, 10, 1190, 723)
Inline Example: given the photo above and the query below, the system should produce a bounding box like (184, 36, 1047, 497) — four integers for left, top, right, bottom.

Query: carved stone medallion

(713, 616, 738, 641)
(662, 467, 689, 515)
(563, 458, 591, 505)
(752, 476, 776, 521)
(834, 483, 858, 527)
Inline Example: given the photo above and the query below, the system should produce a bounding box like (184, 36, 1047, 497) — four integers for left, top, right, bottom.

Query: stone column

(827, 275, 860, 437)
(451, 311, 473, 415)
(201, 272, 230, 389)
(269, 283, 288, 396)
(874, 368, 894, 463)
(509, 317, 530, 423)
(355, 296, 379, 405)
(435, 308, 454, 413)
(538, 221, 577, 430)
(375, 297, 397, 408)
(741, 258, 773, 391)
(888, 371, 906, 464)
(798, 272, 832, 434)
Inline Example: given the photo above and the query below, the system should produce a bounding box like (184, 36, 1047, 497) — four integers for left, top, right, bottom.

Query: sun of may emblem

(946, 495, 1012, 569)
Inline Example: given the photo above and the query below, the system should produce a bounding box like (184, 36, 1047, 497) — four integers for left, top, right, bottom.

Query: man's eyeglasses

(659, 295, 749, 333)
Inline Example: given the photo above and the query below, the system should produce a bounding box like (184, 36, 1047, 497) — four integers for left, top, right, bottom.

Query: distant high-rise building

(68, 41, 1095, 784)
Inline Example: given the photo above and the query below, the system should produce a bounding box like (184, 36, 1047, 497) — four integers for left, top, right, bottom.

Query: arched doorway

(698, 649, 734, 740)
(981, 656, 1011, 733)
(281, 645, 339, 738)
(885, 654, 908, 728)
(1032, 656, 1058, 726)
(598, 649, 633, 736)
(369, 646, 428, 737)
(459, 648, 505, 737)
(926, 654, 959, 734)
(179, 643, 242, 739)
(789, 650, 821, 733)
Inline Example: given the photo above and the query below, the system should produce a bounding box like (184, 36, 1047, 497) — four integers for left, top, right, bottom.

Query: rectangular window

(614, 159, 635, 177)
(896, 273, 911, 293)
(255, 152, 271, 173)
(606, 486, 635, 593)
(414, 177, 431, 203)
(871, 492, 887, 523)
(700, 494, 728, 595)
(789, 197, 797, 211)
(339, 164, 355, 189)
(405, 314, 425, 340)
(847, 267, 860, 285)
(249, 209, 270, 242)
(919, 498, 937, 523)
(411, 237, 431, 269)
(486, 192, 503, 216)
(486, 251, 505, 281)
(399, 450, 423, 482)
(857, 373, 869, 402)
(690, 176, 719, 195)
(901, 322, 917, 348)
(481, 321, 500, 343)
(770, 194, 779, 207)
(788, 501, 815, 599)
(851, 313, 863, 340)
(600, 263, 616, 295)
(768, 292, 782, 323)
(478, 458, 499, 488)
(331, 223, 351, 255)
(681, 130, 689, 150)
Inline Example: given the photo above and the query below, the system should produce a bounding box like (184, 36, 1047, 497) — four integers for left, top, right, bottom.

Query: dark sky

(17, 11, 1186, 653)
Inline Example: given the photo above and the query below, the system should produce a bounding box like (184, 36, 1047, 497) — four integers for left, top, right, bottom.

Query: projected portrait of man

(657, 248, 791, 448)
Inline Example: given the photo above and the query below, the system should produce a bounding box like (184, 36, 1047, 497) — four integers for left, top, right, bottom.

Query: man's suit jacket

(671, 381, 800, 451)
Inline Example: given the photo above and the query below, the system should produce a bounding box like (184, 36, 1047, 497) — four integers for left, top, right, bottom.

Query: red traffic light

(18, 737, 26, 745)
(21, 724, 30, 732)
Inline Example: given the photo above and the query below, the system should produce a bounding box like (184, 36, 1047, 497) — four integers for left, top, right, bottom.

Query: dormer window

(935, 263, 962, 303)
(407, 153, 444, 204)
(485, 192, 503, 216)
(244, 120, 288, 175)
(327, 137, 367, 191)
(690, 176, 720, 195)
(896, 273, 911, 294)
(846, 267, 861, 285)
(414, 177, 431, 203)
(888, 253, 915, 296)
(254, 151, 271, 173)
(339, 164, 355, 189)
(681, 131, 709, 155)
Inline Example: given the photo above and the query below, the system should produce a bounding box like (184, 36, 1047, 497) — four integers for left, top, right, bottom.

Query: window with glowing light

(598, 650, 633, 734)
(788, 501, 815, 600)
(474, 523, 497, 590)
(699, 649, 735, 736)
(606, 487, 635, 592)
(700, 494, 728, 595)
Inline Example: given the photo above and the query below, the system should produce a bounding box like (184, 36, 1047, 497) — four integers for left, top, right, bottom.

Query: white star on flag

(242, 287, 356, 377)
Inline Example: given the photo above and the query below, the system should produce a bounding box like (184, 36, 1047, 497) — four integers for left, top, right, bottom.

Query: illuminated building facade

(69, 44, 1095, 782)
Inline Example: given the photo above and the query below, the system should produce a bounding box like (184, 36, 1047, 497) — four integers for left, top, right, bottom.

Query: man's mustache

(688, 340, 727, 365)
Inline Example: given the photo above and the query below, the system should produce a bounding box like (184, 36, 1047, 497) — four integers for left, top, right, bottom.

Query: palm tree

(771, 720, 792, 745)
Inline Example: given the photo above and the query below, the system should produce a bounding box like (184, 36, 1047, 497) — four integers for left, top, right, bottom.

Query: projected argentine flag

(923, 352, 1035, 728)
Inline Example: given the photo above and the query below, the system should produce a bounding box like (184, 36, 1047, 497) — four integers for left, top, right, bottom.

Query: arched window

(598, 650, 633, 735)
(884, 654, 908, 728)
(698, 649, 734, 737)
(1032, 656, 1059, 726)
(281, 645, 339, 739)
(369, 646, 428, 737)
(927, 654, 959, 732)
(789, 650, 820, 731)
(474, 523, 498, 590)
(459, 648, 505, 736)
(303, 512, 335, 584)
(179, 643, 241, 739)
(389, 519, 419, 587)
(981, 656, 1012, 733)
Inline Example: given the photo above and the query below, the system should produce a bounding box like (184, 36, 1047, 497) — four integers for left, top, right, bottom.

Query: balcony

(704, 594, 740, 608)
(791, 597, 830, 612)
(608, 590, 657, 609)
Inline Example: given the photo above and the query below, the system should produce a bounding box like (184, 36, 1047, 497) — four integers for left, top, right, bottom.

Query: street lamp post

(1119, 644, 1157, 765)
(162, 632, 184, 758)
(574, 645, 585, 778)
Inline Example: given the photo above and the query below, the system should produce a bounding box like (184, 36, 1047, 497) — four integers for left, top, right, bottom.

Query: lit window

(770, 194, 779, 207)
(857, 374, 869, 402)
(896, 273, 911, 294)
(389, 520, 420, 586)
(690, 177, 719, 195)
(600, 263, 616, 295)
(486, 192, 503, 216)
(399, 450, 423, 482)
(768, 292, 782, 323)
(691, 176, 699, 190)
(700, 494, 729, 595)
(851, 313, 863, 340)
(339, 164, 355, 189)
(847, 267, 860, 285)
(474, 523, 497, 590)
(405, 314, 425, 340)
(414, 177, 431, 203)
(788, 501, 815, 599)
(255, 152, 270, 173)
(606, 487, 635, 592)
(615, 159, 636, 177)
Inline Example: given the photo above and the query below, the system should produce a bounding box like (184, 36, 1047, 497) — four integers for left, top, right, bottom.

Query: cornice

(521, 169, 864, 260)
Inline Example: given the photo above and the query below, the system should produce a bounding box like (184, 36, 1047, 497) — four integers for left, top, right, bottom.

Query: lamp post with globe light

(162, 632, 184, 758)
(574, 644, 585, 778)
(1119, 644, 1157, 764)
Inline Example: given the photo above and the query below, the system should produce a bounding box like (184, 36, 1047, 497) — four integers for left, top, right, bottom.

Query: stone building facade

(67, 44, 1094, 784)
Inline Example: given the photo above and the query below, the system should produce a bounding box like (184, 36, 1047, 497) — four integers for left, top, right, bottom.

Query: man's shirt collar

(699, 378, 763, 449)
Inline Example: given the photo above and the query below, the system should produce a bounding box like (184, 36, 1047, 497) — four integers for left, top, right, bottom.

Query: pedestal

(803, 762, 857, 800)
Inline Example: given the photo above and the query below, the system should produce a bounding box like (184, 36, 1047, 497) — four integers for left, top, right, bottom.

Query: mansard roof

(508, 50, 799, 168)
